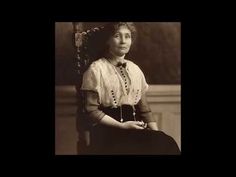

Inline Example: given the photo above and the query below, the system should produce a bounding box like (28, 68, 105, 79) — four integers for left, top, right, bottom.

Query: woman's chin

(116, 51, 128, 56)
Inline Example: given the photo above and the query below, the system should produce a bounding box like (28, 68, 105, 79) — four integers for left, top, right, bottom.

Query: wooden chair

(74, 24, 105, 154)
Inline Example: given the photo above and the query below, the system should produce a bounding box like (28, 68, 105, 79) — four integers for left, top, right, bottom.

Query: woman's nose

(120, 36, 126, 44)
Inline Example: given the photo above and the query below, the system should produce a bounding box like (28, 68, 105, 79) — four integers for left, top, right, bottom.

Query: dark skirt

(88, 105, 181, 155)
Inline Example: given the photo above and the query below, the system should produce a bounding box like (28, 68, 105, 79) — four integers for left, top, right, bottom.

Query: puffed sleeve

(80, 64, 101, 103)
(140, 68, 149, 94)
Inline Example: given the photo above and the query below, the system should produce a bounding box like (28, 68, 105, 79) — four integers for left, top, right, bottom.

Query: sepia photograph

(55, 22, 181, 155)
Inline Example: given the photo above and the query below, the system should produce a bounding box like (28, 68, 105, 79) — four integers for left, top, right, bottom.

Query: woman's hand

(121, 121, 147, 130)
(147, 122, 158, 131)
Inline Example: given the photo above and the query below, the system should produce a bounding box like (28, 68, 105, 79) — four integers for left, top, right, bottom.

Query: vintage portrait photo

(55, 22, 181, 155)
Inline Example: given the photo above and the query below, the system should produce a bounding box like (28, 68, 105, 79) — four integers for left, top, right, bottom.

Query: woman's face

(107, 25, 132, 57)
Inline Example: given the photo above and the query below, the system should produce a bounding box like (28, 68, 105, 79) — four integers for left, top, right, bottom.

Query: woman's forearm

(99, 115, 124, 129)
(99, 115, 145, 130)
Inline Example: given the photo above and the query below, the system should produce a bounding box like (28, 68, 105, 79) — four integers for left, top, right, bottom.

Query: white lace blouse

(81, 58, 149, 108)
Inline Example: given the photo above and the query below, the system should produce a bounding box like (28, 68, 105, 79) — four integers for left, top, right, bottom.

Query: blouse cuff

(83, 91, 106, 125)
(88, 109, 106, 125)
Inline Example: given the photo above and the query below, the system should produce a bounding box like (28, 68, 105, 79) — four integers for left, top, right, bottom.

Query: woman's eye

(113, 33, 131, 39)
(114, 34, 120, 38)
(125, 34, 131, 39)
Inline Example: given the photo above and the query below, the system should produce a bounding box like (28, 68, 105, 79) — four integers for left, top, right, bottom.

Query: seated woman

(79, 22, 180, 155)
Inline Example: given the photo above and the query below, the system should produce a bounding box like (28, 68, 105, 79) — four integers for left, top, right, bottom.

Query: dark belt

(99, 105, 140, 122)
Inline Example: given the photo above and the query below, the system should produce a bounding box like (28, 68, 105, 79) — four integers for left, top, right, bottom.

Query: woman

(80, 22, 180, 155)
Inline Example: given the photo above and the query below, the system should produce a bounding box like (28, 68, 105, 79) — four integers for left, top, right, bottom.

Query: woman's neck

(106, 52, 125, 65)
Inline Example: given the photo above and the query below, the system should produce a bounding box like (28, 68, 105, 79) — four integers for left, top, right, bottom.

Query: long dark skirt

(87, 105, 181, 155)
(89, 125, 180, 155)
